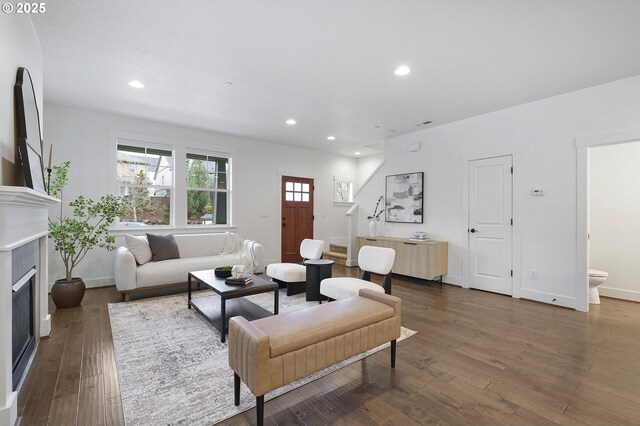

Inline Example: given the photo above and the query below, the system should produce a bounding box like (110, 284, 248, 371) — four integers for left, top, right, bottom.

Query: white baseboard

(519, 288, 575, 309)
(345, 259, 358, 267)
(48, 276, 114, 292)
(599, 286, 640, 303)
(443, 275, 462, 286)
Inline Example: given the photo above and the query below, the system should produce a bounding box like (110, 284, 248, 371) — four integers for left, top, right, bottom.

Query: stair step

(329, 243, 347, 254)
(323, 251, 347, 266)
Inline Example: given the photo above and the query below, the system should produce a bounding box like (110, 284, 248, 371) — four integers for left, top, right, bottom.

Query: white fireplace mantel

(0, 186, 59, 426)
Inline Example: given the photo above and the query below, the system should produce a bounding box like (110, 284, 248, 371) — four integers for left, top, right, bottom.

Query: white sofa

(114, 232, 265, 300)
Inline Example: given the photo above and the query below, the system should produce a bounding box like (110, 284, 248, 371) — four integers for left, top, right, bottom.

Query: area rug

(108, 290, 416, 426)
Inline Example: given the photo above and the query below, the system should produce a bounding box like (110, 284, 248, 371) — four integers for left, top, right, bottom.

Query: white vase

(369, 220, 377, 237)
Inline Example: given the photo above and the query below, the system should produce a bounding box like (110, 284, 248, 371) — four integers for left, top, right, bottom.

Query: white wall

(0, 15, 42, 185)
(589, 141, 640, 302)
(355, 74, 640, 310)
(356, 153, 385, 189)
(44, 104, 358, 287)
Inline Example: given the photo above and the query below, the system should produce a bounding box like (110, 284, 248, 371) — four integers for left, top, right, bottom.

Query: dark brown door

(281, 176, 314, 263)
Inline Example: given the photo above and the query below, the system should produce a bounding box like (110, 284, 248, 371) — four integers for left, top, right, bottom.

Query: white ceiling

(32, 0, 640, 157)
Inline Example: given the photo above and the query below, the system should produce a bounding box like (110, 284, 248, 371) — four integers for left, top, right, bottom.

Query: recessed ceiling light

(354, 152, 361, 156)
(374, 125, 381, 129)
(128, 80, 144, 89)
(394, 65, 410, 76)
(286, 119, 296, 125)
(386, 129, 397, 134)
(225, 81, 233, 86)
(327, 136, 336, 141)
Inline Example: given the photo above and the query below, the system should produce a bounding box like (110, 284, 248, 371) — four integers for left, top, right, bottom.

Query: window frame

(185, 149, 232, 226)
(115, 139, 175, 228)
(333, 175, 355, 205)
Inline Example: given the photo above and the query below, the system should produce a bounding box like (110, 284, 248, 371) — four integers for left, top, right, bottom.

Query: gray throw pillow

(146, 233, 180, 262)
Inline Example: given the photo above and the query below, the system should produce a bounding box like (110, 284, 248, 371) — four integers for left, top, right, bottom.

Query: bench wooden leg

(234, 373, 240, 406)
(256, 395, 264, 426)
(391, 339, 397, 368)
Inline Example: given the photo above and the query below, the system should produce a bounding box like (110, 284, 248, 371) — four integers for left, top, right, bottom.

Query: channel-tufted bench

(228, 288, 401, 425)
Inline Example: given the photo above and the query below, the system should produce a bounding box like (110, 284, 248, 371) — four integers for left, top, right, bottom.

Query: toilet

(588, 269, 608, 304)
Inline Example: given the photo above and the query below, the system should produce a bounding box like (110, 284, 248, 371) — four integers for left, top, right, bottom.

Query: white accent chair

(320, 246, 395, 301)
(266, 239, 325, 296)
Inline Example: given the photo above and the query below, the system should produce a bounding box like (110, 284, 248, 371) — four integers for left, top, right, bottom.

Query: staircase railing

(345, 203, 359, 267)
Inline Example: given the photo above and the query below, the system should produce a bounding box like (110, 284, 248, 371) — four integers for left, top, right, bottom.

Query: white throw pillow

(125, 234, 152, 265)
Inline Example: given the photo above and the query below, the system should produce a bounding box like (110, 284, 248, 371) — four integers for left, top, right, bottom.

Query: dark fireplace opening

(12, 268, 36, 391)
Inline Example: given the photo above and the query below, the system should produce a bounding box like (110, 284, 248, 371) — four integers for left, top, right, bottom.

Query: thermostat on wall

(531, 188, 544, 196)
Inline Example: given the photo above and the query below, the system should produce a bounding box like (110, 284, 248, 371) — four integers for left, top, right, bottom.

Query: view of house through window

(117, 143, 173, 226)
(186, 152, 229, 225)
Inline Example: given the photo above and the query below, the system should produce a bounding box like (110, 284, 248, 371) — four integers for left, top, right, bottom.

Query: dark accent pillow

(146, 233, 180, 262)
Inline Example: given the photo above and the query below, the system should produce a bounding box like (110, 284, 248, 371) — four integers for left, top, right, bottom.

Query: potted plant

(367, 196, 384, 236)
(48, 162, 126, 308)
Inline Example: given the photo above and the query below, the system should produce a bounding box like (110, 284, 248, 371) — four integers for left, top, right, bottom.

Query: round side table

(304, 259, 334, 302)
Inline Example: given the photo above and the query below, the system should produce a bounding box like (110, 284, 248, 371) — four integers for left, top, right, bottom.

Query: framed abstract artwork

(385, 172, 423, 223)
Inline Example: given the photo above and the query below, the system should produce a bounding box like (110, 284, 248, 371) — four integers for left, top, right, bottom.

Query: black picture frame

(385, 172, 424, 223)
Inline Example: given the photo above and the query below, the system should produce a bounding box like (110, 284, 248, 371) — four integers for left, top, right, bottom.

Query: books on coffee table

(225, 277, 253, 286)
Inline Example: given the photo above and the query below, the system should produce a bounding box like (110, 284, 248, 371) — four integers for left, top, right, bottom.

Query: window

(334, 176, 354, 203)
(285, 181, 310, 202)
(186, 152, 230, 225)
(117, 142, 173, 226)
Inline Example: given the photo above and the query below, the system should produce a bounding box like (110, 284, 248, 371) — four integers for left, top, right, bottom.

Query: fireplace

(12, 268, 35, 390)
(0, 186, 59, 426)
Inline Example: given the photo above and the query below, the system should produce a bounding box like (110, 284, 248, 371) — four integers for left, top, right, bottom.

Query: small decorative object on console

(409, 231, 429, 241)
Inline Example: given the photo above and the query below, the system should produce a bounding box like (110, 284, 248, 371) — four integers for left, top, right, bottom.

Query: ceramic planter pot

(51, 277, 86, 308)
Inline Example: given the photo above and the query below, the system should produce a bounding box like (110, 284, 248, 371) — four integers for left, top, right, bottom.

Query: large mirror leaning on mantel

(15, 67, 46, 193)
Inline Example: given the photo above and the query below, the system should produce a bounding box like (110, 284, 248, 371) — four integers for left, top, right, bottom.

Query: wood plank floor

(18, 266, 640, 425)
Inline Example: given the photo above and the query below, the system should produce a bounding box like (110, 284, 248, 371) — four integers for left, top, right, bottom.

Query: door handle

(469, 228, 478, 233)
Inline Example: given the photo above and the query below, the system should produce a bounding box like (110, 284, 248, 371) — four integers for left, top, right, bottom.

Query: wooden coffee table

(188, 270, 279, 343)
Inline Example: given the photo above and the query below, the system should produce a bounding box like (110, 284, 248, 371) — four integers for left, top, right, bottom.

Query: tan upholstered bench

(228, 288, 401, 425)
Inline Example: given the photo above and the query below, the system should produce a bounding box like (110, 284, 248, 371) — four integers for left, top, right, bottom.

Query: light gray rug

(108, 290, 416, 426)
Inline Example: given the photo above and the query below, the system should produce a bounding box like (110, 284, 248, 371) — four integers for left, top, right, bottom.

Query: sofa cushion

(251, 296, 394, 357)
(135, 253, 246, 288)
(174, 233, 227, 258)
(147, 233, 180, 261)
(125, 234, 152, 265)
(223, 232, 243, 254)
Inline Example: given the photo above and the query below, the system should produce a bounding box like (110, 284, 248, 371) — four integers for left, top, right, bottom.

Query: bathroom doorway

(587, 140, 640, 305)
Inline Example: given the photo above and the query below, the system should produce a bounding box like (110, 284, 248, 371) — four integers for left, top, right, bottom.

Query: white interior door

(468, 155, 513, 295)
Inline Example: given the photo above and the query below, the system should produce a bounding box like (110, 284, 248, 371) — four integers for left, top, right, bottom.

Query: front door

(468, 155, 513, 295)
(281, 176, 314, 263)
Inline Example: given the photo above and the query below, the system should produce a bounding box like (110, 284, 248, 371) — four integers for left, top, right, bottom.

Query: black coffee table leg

(221, 297, 226, 343)
(274, 288, 279, 315)
(188, 274, 192, 309)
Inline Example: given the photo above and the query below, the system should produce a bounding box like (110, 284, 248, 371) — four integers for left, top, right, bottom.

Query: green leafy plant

(48, 162, 126, 281)
(367, 195, 384, 221)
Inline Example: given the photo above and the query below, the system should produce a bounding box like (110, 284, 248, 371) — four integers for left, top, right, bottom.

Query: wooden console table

(356, 236, 448, 281)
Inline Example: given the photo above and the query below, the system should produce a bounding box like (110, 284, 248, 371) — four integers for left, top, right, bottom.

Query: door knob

(469, 228, 477, 233)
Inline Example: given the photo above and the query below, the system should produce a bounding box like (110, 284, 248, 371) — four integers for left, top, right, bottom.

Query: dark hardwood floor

(18, 265, 640, 425)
